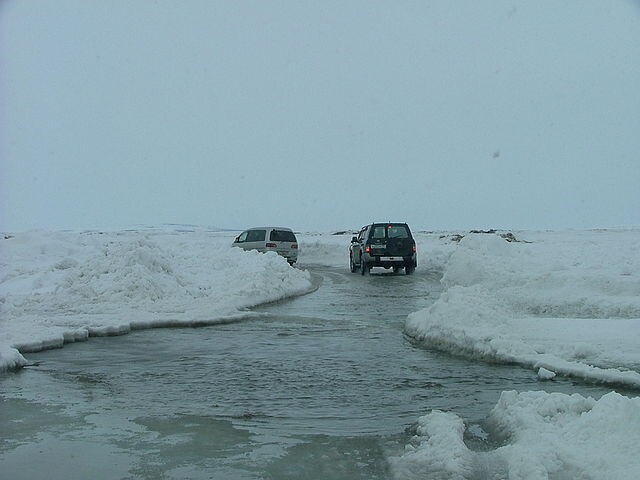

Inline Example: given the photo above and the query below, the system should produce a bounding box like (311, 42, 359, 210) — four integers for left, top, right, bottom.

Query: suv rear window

(270, 230, 297, 242)
(371, 224, 410, 240)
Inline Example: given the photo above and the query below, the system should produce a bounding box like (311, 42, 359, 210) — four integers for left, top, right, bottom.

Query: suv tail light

(412, 243, 416, 253)
(266, 243, 277, 248)
(364, 245, 371, 254)
(291, 244, 298, 249)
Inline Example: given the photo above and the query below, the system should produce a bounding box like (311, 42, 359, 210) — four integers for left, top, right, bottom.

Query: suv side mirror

(351, 236, 358, 243)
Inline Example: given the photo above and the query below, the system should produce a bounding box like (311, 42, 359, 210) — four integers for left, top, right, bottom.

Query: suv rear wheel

(360, 259, 369, 275)
(349, 254, 357, 273)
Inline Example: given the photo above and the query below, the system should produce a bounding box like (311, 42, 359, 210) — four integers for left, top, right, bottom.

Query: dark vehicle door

(352, 226, 368, 260)
(367, 225, 388, 256)
(385, 224, 413, 256)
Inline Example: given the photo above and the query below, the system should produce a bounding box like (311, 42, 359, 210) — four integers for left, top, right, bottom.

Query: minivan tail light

(266, 243, 277, 248)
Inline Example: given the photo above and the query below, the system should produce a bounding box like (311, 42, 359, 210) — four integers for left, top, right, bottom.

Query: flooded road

(0, 266, 617, 479)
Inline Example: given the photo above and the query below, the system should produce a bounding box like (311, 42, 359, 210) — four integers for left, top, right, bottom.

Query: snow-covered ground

(0, 228, 313, 370)
(406, 229, 640, 387)
(2, 226, 639, 478)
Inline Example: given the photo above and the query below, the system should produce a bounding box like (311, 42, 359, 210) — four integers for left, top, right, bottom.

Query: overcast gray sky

(1, 0, 639, 232)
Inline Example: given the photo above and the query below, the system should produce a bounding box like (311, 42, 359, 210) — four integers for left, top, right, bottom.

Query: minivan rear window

(270, 230, 297, 242)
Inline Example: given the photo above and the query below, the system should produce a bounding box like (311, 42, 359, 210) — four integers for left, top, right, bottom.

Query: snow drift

(0, 229, 313, 371)
(405, 229, 640, 387)
(391, 390, 640, 479)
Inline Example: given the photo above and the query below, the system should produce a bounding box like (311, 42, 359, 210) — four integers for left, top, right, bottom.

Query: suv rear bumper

(362, 253, 416, 268)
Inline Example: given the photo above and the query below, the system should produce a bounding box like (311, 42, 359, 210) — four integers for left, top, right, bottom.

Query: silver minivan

(232, 227, 299, 265)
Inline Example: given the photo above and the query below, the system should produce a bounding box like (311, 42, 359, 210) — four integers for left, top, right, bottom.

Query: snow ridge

(405, 230, 640, 387)
(0, 230, 313, 371)
(392, 391, 640, 479)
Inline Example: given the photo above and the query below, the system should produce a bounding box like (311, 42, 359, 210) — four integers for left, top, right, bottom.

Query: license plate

(381, 256, 403, 261)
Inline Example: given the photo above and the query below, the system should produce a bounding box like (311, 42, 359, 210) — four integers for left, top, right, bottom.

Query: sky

(1, 0, 639, 233)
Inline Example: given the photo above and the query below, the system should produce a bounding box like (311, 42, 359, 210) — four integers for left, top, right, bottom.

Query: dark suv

(349, 223, 417, 275)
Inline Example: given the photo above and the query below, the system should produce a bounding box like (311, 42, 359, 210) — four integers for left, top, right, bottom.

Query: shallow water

(0, 266, 619, 479)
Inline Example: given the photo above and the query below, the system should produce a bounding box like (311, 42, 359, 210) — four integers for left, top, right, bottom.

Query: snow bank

(405, 229, 640, 387)
(391, 410, 474, 479)
(0, 229, 313, 371)
(297, 232, 353, 268)
(392, 390, 640, 479)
